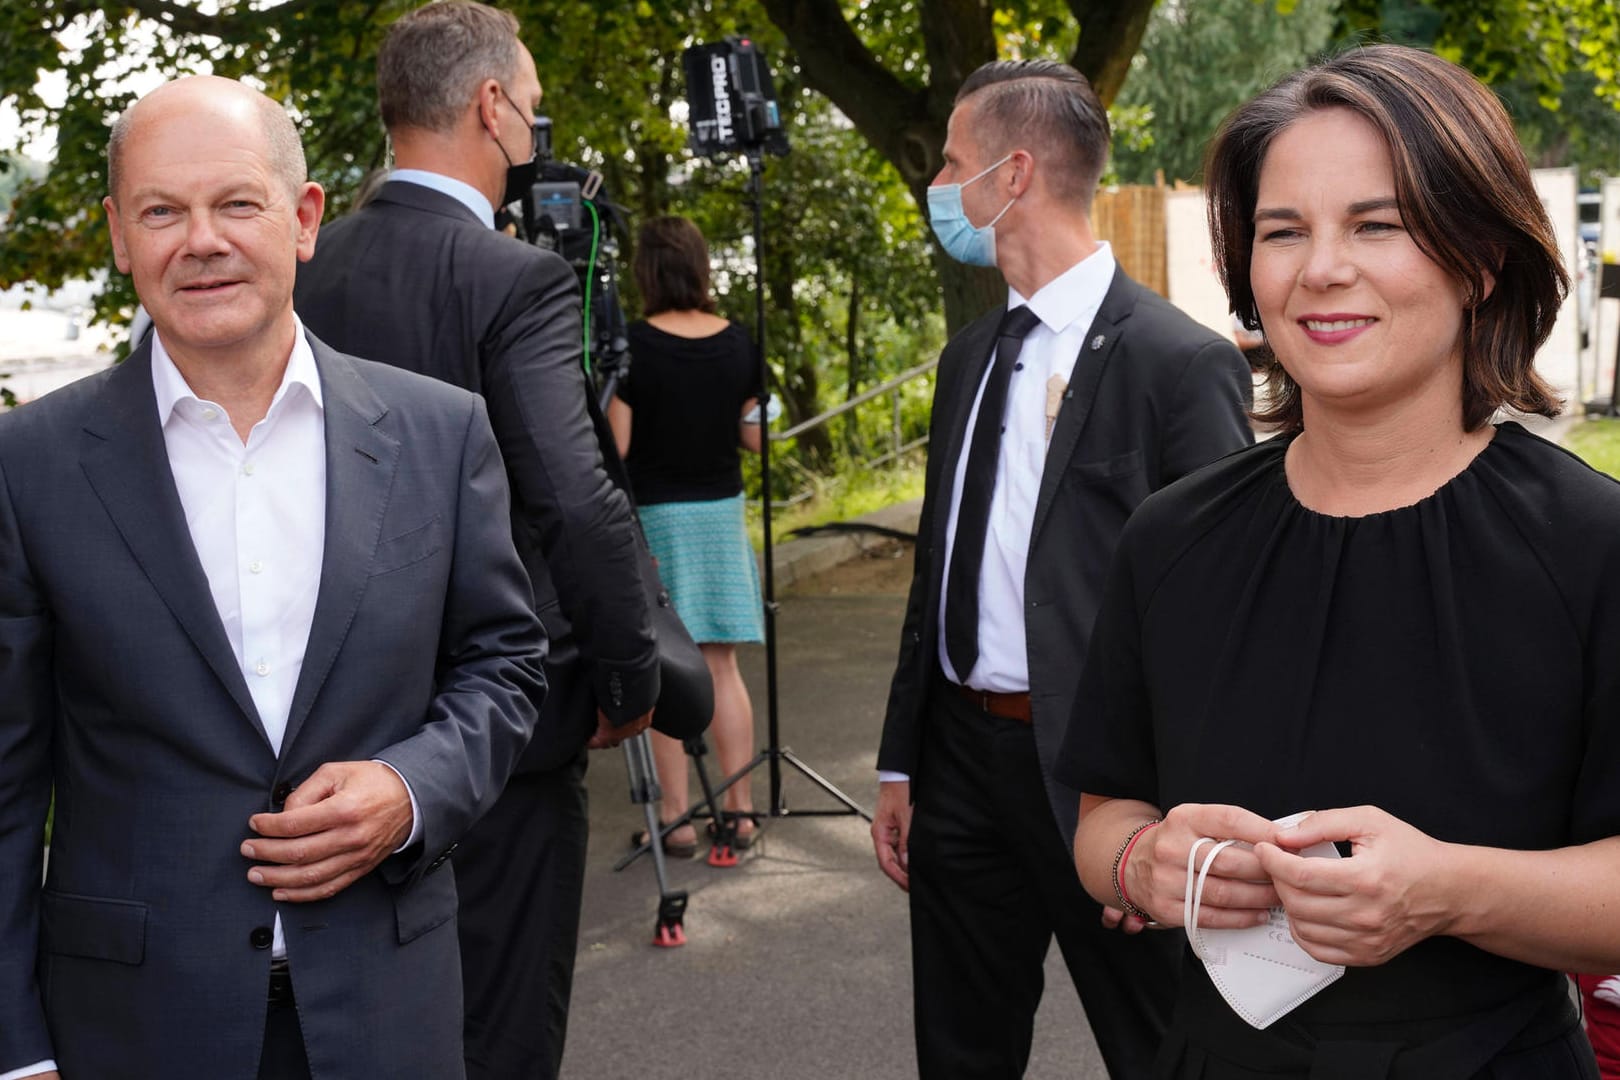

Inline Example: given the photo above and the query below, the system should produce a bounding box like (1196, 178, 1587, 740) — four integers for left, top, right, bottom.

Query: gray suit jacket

(878, 268, 1253, 840)
(0, 337, 546, 1078)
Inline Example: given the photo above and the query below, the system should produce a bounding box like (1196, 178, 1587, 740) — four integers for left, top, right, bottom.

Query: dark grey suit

(294, 179, 657, 1078)
(0, 338, 545, 1078)
(879, 268, 1253, 1077)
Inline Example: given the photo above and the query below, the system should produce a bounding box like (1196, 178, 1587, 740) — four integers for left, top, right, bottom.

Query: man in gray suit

(0, 76, 545, 1080)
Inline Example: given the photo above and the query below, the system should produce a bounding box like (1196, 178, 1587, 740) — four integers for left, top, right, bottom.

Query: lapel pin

(1090, 334, 1106, 351)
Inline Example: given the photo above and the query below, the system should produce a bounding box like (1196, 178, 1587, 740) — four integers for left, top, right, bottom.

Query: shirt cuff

(1, 1060, 59, 1080)
(372, 759, 422, 852)
(877, 771, 910, 784)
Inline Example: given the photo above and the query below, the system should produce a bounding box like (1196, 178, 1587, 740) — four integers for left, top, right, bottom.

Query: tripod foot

(653, 891, 688, 948)
(707, 841, 738, 868)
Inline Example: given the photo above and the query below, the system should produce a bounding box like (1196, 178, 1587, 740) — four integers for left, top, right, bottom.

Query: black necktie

(944, 304, 1042, 682)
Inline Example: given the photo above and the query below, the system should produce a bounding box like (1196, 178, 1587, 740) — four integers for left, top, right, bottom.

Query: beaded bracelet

(1110, 819, 1161, 920)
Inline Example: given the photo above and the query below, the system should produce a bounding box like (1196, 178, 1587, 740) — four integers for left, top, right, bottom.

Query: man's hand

(871, 780, 913, 892)
(586, 707, 653, 750)
(241, 760, 414, 903)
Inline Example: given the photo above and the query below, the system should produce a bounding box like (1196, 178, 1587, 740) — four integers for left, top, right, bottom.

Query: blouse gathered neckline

(1272, 422, 1511, 524)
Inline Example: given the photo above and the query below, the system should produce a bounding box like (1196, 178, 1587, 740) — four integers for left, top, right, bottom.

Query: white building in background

(0, 279, 120, 404)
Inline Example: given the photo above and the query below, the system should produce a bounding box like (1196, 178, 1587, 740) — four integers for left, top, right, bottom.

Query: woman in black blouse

(1059, 45, 1618, 1075)
(610, 216, 765, 855)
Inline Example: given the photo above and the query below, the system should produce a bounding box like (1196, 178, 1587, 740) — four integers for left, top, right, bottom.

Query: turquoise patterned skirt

(639, 493, 764, 645)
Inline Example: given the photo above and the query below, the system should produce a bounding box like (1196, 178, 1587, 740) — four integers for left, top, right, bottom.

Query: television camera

(507, 116, 631, 405)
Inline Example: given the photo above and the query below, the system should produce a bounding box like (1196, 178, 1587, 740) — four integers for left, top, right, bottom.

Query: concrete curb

(763, 497, 922, 592)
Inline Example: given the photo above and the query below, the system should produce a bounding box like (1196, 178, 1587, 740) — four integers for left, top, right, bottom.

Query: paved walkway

(559, 554, 1106, 1079)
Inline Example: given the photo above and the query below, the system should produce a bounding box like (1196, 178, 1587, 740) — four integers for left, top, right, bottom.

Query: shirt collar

(388, 169, 497, 229)
(150, 316, 325, 426)
(1007, 241, 1117, 333)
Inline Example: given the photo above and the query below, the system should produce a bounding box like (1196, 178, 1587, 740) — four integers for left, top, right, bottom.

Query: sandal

(631, 822, 699, 859)
(714, 811, 764, 851)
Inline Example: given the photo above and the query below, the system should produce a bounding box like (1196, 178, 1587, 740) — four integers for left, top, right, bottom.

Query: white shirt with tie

(879, 242, 1116, 786)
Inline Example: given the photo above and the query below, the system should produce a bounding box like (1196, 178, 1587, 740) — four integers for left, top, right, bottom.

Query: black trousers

(257, 963, 312, 1080)
(908, 681, 1180, 1078)
(457, 752, 591, 1080)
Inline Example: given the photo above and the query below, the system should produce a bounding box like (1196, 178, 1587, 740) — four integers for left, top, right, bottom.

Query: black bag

(637, 536, 714, 739)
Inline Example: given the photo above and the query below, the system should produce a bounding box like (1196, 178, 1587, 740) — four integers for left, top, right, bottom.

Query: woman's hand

(1256, 805, 1454, 967)
(1124, 803, 1281, 930)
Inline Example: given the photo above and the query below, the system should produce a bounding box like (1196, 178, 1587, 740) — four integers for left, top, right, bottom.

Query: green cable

(582, 198, 602, 374)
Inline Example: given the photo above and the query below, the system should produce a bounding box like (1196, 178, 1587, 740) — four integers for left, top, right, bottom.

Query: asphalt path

(558, 548, 1107, 1080)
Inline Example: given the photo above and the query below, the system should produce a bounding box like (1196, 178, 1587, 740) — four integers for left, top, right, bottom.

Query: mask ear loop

(1184, 837, 1239, 961)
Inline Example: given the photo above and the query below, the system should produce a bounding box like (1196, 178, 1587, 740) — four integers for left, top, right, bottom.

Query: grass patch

(1565, 417, 1620, 479)
(746, 457, 925, 551)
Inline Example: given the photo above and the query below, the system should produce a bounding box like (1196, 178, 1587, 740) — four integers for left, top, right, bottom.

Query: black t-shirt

(620, 319, 761, 505)
(1056, 421, 1620, 1048)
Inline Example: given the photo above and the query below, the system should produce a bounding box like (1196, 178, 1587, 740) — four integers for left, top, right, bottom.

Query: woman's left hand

(1254, 806, 1456, 967)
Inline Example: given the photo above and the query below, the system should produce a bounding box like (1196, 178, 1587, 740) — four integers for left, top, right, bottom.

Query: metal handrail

(770, 357, 938, 442)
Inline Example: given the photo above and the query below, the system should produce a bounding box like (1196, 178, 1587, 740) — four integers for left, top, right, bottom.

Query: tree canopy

(3, 0, 1619, 470)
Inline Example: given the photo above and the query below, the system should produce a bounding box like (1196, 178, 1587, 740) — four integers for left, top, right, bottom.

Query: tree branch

(1066, 0, 1156, 106)
(123, 0, 325, 39)
(759, 0, 931, 180)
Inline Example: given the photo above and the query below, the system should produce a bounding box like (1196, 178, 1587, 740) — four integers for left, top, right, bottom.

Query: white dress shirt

(153, 324, 328, 962)
(937, 243, 1117, 691)
(879, 245, 1116, 786)
(389, 168, 496, 228)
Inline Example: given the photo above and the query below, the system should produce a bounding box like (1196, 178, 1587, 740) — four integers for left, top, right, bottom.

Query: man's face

(103, 88, 323, 366)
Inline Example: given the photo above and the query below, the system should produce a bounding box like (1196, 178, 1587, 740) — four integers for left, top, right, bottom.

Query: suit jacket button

(250, 926, 274, 950)
(272, 782, 294, 807)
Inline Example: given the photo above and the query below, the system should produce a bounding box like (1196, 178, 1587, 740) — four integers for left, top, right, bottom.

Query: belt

(268, 958, 295, 1007)
(950, 681, 1032, 724)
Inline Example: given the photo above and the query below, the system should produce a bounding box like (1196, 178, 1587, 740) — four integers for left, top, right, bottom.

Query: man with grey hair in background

(295, 3, 660, 1077)
(872, 59, 1253, 1076)
(0, 74, 545, 1080)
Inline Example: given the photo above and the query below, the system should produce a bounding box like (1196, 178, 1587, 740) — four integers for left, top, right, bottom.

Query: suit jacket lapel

(1031, 269, 1135, 543)
(928, 312, 1004, 565)
(79, 343, 269, 744)
(281, 340, 400, 753)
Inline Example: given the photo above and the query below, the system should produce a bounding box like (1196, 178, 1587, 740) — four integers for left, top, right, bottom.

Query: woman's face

(1250, 107, 1472, 422)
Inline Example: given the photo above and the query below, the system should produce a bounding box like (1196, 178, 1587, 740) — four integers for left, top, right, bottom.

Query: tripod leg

(685, 736, 739, 867)
(622, 734, 690, 945)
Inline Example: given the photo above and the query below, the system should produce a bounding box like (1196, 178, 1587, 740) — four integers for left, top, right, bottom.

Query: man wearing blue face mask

(871, 59, 1253, 1078)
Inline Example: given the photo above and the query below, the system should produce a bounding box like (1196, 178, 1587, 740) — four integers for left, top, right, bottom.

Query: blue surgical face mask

(927, 153, 1016, 267)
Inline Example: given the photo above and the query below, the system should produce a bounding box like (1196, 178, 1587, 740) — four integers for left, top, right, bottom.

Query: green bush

(1566, 417, 1620, 479)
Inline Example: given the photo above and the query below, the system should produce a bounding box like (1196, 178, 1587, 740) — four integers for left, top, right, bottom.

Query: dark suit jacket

(878, 268, 1253, 840)
(0, 338, 545, 1078)
(295, 180, 658, 770)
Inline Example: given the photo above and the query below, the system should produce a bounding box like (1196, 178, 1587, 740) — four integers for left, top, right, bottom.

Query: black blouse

(1057, 421, 1620, 1031)
(620, 320, 761, 505)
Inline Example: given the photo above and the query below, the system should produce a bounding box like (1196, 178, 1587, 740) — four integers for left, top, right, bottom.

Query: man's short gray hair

(956, 60, 1111, 208)
(377, 0, 523, 135)
(106, 87, 308, 203)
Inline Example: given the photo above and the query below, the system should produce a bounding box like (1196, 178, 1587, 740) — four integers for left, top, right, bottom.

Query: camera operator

(294, 3, 658, 1077)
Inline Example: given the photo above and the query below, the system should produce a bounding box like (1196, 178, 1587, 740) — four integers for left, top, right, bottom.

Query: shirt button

(255, 660, 270, 677)
(201, 407, 218, 420)
(242, 462, 256, 476)
(249, 560, 264, 574)
(249, 926, 273, 949)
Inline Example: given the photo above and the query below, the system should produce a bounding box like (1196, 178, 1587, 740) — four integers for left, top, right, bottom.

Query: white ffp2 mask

(1183, 812, 1345, 1029)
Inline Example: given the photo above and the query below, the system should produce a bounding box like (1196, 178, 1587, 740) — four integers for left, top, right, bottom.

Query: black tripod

(715, 148, 871, 826)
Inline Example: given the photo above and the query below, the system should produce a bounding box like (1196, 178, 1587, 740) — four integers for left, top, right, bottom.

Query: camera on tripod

(509, 116, 630, 401)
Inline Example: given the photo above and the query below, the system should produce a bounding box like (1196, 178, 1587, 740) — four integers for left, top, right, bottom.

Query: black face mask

(494, 86, 539, 210)
(501, 157, 537, 210)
